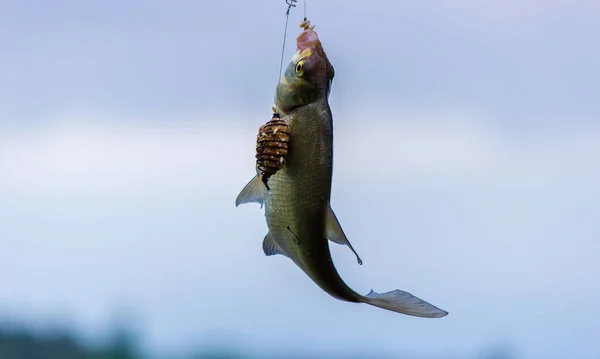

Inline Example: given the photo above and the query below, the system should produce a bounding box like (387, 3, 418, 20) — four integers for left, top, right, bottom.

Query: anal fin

(326, 205, 363, 265)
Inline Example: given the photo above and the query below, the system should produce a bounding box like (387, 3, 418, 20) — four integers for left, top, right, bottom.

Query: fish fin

(235, 175, 267, 208)
(262, 232, 290, 258)
(362, 289, 448, 318)
(326, 206, 363, 265)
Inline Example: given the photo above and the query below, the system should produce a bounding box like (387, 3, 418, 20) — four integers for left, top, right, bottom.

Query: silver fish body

(236, 21, 447, 318)
(237, 98, 447, 317)
(264, 99, 360, 302)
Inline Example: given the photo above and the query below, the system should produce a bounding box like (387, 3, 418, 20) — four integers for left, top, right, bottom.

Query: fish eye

(295, 61, 305, 76)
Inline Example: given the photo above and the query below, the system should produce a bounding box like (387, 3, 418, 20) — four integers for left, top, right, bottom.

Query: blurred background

(1, 1, 599, 358)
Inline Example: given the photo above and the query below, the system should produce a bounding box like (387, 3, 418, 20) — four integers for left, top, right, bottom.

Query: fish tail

(361, 289, 448, 318)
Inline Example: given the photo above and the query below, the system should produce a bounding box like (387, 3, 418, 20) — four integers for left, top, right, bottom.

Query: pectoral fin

(326, 206, 363, 265)
(262, 232, 290, 259)
(235, 175, 268, 207)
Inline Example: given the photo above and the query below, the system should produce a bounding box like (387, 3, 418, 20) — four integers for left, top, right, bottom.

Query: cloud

(0, 113, 254, 198)
(335, 112, 600, 186)
(417, 0, 600, 19)
(1, 111, 599, 358)
(1, 111, 598, 198)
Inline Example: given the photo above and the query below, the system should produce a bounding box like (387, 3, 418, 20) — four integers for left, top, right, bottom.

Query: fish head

(275, 27, 335, 114)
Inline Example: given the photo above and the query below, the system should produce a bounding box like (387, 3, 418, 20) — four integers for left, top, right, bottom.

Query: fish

(236, 20, 448, 318)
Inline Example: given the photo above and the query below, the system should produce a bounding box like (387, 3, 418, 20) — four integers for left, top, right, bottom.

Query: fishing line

(275, 0, 297, 113)
(304, 0, 307, 21)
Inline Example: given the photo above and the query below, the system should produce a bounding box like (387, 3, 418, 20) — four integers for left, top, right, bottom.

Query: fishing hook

(285, 0, 297, 15)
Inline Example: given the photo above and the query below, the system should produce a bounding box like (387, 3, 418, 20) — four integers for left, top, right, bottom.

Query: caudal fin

(362, 289, 448, 318)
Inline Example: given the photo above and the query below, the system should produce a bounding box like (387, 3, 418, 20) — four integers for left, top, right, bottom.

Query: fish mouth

(296, 29, 320, 51)
(295, 28, 334, 82)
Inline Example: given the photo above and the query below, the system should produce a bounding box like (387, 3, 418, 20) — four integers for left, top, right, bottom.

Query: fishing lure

(256, 110, 290, 190)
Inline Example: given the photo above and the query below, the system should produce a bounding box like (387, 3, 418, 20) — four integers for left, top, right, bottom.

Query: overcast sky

(1, 1, 599, 358)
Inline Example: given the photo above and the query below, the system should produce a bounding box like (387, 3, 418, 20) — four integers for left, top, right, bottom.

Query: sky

(1, 1, 599, 358)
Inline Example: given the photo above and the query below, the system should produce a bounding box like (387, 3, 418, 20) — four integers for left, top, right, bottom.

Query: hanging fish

(236, 20, 447, 318)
